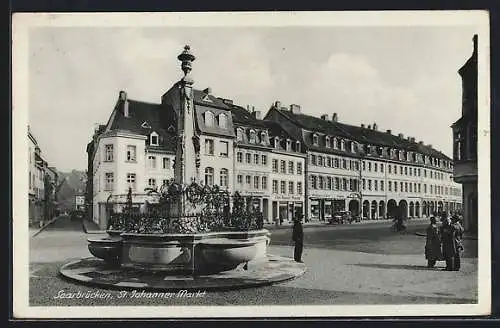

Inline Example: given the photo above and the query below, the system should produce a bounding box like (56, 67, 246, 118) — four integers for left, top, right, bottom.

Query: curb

(31, 216, 60, 238)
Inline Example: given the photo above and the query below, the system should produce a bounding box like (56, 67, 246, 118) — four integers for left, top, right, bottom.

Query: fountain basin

(87, 235, 123, 265)
(87, 229, 270, 275)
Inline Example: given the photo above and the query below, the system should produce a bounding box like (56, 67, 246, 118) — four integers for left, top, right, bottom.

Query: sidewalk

(30, 216, 61, 238)
(264, 217, 427, 230)
(82, 218, 106, 234)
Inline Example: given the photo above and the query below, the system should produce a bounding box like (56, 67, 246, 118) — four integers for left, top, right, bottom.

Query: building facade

(28, 125, 59, 227)
(265, 102, 462, 222)
(87, 47, 462, 226)
(452, 35, 478, 232)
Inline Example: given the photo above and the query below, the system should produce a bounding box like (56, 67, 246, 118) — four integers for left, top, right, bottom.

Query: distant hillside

(57, 170, 87, 211)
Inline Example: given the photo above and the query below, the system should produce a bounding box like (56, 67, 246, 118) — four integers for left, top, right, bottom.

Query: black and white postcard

(12, 10, 491, 318)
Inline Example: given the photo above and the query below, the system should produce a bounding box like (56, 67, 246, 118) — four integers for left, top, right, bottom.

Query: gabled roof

(108, 99, 176, 152)
(261, 120, 298, 141)
(276, 108, 353, 139)
(193, 90, 230, 109)
(229, 105, 268, 129)
(275, 108, 451, 161)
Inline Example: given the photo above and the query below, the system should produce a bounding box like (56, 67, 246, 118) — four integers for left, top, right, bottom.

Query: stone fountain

(59, 45, 306, 291)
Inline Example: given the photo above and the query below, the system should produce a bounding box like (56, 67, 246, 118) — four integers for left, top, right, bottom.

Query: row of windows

(272, 180, 303, 195)
(98, 170, 463, 198)
(236, 175, 268, 190)
(362, 179, 461, 196)
(309, 175, 359, 192)
(204, 139, 229, 157)
(363, 162, 449, 180)
(203, 111, 228, 129)
(310, 154, 359, 171)
(311, 134, 356, 153)
(237, 152, 268, 166)
(272, 159, 303, 175)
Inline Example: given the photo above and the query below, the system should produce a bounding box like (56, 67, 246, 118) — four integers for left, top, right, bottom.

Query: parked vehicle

(328, 210, 352, 225)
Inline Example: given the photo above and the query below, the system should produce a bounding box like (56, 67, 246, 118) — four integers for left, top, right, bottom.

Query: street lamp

(358, 152, 366, 220)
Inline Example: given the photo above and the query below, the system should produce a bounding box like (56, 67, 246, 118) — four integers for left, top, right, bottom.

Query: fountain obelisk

(169, 45, 201, 218)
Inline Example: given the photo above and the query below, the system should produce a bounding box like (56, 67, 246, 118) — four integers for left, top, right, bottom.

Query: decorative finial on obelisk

(177, 45, 196, 80)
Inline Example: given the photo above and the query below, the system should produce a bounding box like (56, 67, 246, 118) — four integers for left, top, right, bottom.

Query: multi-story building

(87, 46, 461, 226)
(227, 101, 306, 223)
(452, 34, 478, 232)
(28, 125, 59, 227)
(263, 120, 306, 224)
(265, 102, 462, 222)
(86, 92, 177, 229)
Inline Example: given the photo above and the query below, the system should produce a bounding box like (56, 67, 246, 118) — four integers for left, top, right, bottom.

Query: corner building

(265, 102, 462, 222)
(452, 35, 478, 232)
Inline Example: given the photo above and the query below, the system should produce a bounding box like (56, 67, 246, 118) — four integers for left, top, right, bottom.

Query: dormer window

(260, 131, 267, 145)
(286, 139, 291, 151)
(150, 132, 159, 146)
(325, 136, 330, 148)
(236, 128, 244, 142)
(333, 137, 338, 149)
(204, 111, 214, 127)
(274, 137, 280, 149)
(296, 141, 301, 152)
(312, 133, 319, 146)
(351, 142, 356, 153)
(249, 129, 256, 143)
(217, 114, 227, 129)
(339, 139, 345, 151)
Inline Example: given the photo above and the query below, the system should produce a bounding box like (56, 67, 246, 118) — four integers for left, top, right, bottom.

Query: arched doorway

(415, 202, 420, 218)
(371, 200, 378, 220)
(429, 202, 435, 216)
(387, 199, 398, 218)
(438, 201, 444, 213)
(349, 199, 359, 217)
(409, 201, 414, 218)
(379, 201, 385, 219)
(363, 200, 370, 219)
(422, 201, 427, 217)
(399, 200, 408, 219)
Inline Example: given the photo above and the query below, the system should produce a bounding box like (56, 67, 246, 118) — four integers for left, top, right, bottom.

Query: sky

(27, 22, 480, 172)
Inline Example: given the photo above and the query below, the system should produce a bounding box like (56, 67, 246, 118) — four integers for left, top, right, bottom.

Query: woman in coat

(425, 216, 442, 268)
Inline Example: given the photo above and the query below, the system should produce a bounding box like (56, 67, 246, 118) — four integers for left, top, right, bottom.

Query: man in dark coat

(292, 215, 304, 263)
(425, 216, 442, 268)
(451, 214, 465, 271)
(440, 214, 460, 271)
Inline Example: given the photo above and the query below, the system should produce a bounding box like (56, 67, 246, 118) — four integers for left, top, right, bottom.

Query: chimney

(119, 90, 129, 117)
(203, 87, 212, 95)
(247, 105, 251, 112)
(418, 141, 424, 145)
(332, 113, 338, 122)
(373, 123, 377, 131)
(386, 129, 392, 134)
(410, 137, 415, 142)
(253, 111, 262, 120)
(290, 104, 301, 114)
(398, 133, 404, 138)
(361, 124, 365, 128)
(320, 114, 329, 121)
(275, 100, 281, 108)
(368, 124, 371, 129)
(252, 106, 255, 112)
(473, 34, 478, 54)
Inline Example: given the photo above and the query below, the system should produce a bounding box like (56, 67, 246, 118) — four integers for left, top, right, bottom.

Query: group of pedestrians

(425, 212, 465, 271)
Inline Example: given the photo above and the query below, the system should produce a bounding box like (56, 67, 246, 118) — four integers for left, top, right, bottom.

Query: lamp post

(358, 152, 365, 220)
